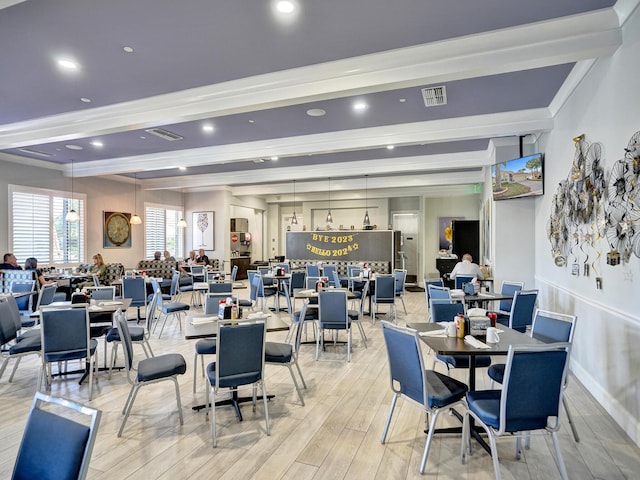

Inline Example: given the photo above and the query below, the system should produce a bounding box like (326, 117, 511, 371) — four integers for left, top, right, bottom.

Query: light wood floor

(1, 288, 639, 479)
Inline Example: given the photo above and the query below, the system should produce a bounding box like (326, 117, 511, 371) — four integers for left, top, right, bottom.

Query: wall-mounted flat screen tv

(492, 152, 544, 201)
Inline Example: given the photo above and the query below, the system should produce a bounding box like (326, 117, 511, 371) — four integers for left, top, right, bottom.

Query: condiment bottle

(456, 314, 465, 338)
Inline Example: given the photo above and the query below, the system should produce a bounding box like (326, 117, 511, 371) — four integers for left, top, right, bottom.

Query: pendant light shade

(363, 175, 371, 227)
(65, 159, 80, 222)
(291, 180, 298, 225)
(177, 188, 187, 228)
(326, 177, 333, 224)
(130, 173, 142, 225)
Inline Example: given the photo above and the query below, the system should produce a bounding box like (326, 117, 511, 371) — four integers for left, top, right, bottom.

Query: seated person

(179, 250, 196, 274)
(153, 251, 162, 261)
(164, 250, 176, 262)
(1, 252, 22, 270)
(24, 257, 55, 287)
(449, 253, 484, 280)
(79, 253, 107, 288)
(195, 248, 209, 266)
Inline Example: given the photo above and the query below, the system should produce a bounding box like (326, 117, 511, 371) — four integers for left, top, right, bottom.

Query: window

(9, 185, 86, 265)
(144, 203, 184, 260)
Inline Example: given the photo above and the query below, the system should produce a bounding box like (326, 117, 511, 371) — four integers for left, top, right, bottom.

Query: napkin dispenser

(468, 316, 491, 336)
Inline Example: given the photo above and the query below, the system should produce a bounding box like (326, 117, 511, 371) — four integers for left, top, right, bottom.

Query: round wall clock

(106, 212, 131, 246)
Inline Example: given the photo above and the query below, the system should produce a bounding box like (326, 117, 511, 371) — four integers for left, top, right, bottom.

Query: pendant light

(291, 180, 299, 225)
(65, 159, 80, 222)
(130, 173, 142, 225)
(362, 175, 371, 227)
(326, 177, 333, 224)
(177, 188, 187, 228)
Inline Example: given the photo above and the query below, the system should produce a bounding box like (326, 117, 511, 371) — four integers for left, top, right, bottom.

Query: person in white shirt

(449, 253, 484, 280)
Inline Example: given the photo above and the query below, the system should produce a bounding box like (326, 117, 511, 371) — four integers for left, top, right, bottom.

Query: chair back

(35, 283, 58, 310)
(88, 286, 115, 301)
(40, 307, 91, 363)
(122, 277, 146, 308)
(499, 343, 570, 434)
(170, 270, 183, 297)
(318, 289, 349, 330)
(10, 280, 35, 312)
(205, 293, 231, 315)
(190, 265, 206, 282)
(289, 271, 306, 291)
(394, 269, 406, 294)
(454, 275, 475, 290)
(306, 264, 320, 277)
(380, 321, 426, 405)
(247, 271, 259, 302)
(116, 310, 136, 383)
(508, 289, 538, 332)
(499, 280, 524, 312)
(427, 284, 450, 301)
(331, 271, 341, 289)
(374, 275, 396, 302)
(305, 276, 319, 290)
(355, 280, 370, 316)
(531, 309, 577, 344)
(230, 265, 238, 283)
(257, 266, 274, 286)
(12, 392, 101, 480)
(216, 319, 266, 389)
(92, 274, 101, 286)
(322, 265, 337, 286)
(2, 295, 22, 332)
(209, 282, 233, 294)
(0, 299, 18, 346)
(429, 301, 465, 323)
(276, 262, 290, 274)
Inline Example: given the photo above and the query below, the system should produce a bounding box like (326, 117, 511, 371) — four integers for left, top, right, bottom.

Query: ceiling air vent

(421, 86, 447, 107)
(19, 148, 54, 157)
(144, 127, 183, 141)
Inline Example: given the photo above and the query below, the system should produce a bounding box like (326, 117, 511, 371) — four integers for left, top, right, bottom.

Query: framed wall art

(438, 216, 464, 251)
(193, 211, 214, 250)
(103, 211, 132, 248)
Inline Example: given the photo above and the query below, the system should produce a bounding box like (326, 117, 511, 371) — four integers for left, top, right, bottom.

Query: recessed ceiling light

(65, 144, 83, 150)
(252, 159, 265, 163)
(306, 108, 326, 117)
(248, 119, 255, 124)
(202, 124, 215, 133)
(386, 145, 395, 150)
(91, 141, 103, 148)
(276, 1, 295, 13)
(179, 166, 187, 171)
(80, 97, 91, 103)
(123, 46, 134, 53)
(353, 102, 368, 112)
(270, 156, 279, 161)
(399, 98, 407, 103)
(57, 59, 79, 70)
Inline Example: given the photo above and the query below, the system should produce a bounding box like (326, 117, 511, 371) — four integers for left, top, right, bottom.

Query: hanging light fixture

(177, 187, 187, 228)
(130, 173, 142, 225)
(291, 180, 299, 225)
(65, 159, 80, 222)
(363, 175, 371, 227)
(326, 177, 333, 224)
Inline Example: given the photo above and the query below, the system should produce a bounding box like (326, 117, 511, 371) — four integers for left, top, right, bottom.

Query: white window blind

(144, 204, 184, 259)
(9, 185, 86, 265)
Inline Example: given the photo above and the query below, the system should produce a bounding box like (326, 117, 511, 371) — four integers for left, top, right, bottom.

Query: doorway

(392, 212, 420, 284)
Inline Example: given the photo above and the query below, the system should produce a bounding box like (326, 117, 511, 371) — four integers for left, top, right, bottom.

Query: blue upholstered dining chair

(380, 321, 468, 475)
(316, 289, 352, 362)
(151, 280, 191, 339)
(495, 280, 524, 323)
(122, 277, 146, 323)
(39, 307, 98, 401)
(372, 274, 396, 324)
(106, 307, 154, 380)
(11, 392, 101, 480)
(430, 301, 492, 380)
(462, 343, 572, 480)
(454, 274, 475, 290)
(208, 281, 233, 294)
(252, 271, 277, 312)
(0, 298, 41, 385)
(393, 269, 408, 314)
(348, 279, 369, 348)
(205, 319, 270, 447)
(116, 313, 186, 437)
(306, 264, 320, 277)
(322, 264, 337, 286)
(488, 309, 579, 443)
(498, 289, 538, 333)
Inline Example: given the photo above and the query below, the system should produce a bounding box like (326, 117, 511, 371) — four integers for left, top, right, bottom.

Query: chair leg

(292, 357, 307, 389)
(381, 393, 398, 443)
(210, 386, 217, 447)
(261, 380, 270, 436)
(193, 352, 199, 394)
(563, 396, 580, 442)
(286, 364, 305, 405)
(355, 321, 368, 348)
(551, 431, 569, 480)
(108, 342, 118, 379)
(487, 430, 502, 480)
(8, 356, 24, 382)
(119, 384, 141, 437)
(172, 377, 184, 425)
(420, 408, 444, 474)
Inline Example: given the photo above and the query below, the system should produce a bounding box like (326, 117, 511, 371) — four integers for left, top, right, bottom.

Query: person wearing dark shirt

(0, 253, 22, 270)
(24, 257, 55, 287)
(195, 248, 209, 266)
